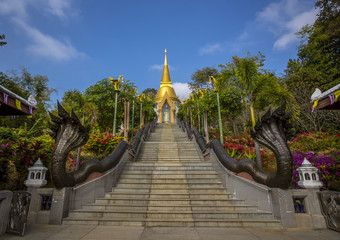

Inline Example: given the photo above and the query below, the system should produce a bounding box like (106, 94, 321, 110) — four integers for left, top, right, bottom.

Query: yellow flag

(334, 90, 340, 101)
(27, 115, 32, 119)
(15, 99, 22, 110)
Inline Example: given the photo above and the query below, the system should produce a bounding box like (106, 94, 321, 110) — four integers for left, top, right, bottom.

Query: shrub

(222, 131, 339, 189)
(0, 127, 123, 190)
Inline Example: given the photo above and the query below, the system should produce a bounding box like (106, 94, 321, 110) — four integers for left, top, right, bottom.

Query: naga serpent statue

(49, 102, 129, 189)
(206, 102, 295, 189)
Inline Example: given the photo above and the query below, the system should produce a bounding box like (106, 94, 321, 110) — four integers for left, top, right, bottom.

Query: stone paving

(1, 225, 339, 240)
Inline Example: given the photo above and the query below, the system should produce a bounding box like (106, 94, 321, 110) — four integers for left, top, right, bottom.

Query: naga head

(49, 101, 89, 148)
(48, 102, 89, 188)
(250, 101, 295, 146)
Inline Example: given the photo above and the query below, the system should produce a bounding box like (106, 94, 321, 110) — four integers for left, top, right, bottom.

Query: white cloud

(15, 19, 85, 61)
(198, 43, 223, 55)
(149, 64, 163, 71)
(0, 0, 75, 20)
(149, 64, 175, 71)
(0, 0, 28, 19)
(274, 9, 317, 49)
(0, 0, 83, 61)
(256, 0, 317, 49)
(172, 82, 191, 101)
(46, 0, 76, 20)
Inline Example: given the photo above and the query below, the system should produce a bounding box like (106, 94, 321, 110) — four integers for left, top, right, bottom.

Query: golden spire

(164, 49, 168, 65)
(161, 48, 171, 83)
(155, 49, 180, 103)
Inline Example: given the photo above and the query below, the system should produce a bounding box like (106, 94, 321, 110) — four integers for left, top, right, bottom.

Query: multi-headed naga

(206, 102, 295, 189)
(49, 102, 129, 189)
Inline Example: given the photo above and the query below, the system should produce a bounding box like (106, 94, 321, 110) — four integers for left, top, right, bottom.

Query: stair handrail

(131, 128, 143, 153)
(185, 123, 193, 139)
(179, 120, 186, 132)
(192, 128, 207, 152)
(142, 123, 150, 140)
(190, 102, 295, 189)
(130, 117, 157, 161)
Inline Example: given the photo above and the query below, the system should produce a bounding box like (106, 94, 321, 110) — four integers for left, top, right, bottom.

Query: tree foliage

(181, 52, 293, 137)
(59, 79, 156, 134)
(142, 88, 157, 100)
(288, 0, 340, 90)
(189, 67, 219, 91)
(0, 68, 55, 135)
(283, 0, 340, 132)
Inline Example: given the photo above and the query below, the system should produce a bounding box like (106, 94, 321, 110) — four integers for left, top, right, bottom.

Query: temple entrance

(162, 101, 170, 123)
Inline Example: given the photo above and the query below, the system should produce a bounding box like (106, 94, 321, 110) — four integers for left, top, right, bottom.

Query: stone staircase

(63, 123, 280, 227)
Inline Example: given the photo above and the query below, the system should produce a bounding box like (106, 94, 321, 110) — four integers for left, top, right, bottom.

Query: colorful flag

(335, 90, 340, 102)
(311, 100, 319, 113)
(11, 115, 16, 119)
(29, 106, 33, 115)
(3, 93, 8, 104)
(15, 99, 22, 110)
(328, 93, 335, 105)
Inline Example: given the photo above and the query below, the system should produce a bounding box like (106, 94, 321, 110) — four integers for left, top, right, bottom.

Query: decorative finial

(164, 48, 168, 66)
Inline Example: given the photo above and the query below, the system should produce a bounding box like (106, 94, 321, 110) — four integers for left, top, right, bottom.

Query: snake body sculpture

(207, 102, 295, 189)
(49, 102, 129, 189)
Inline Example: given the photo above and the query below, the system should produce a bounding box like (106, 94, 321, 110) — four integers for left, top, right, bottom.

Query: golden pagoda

(155, 49, 180, 123)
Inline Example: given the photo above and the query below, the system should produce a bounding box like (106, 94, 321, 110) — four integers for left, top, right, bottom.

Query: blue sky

(0, 0, 318, 102)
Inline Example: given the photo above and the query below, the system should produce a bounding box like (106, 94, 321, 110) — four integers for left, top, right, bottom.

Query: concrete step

(68, 209, 273, 220)
(121, 174, 219, 179)
(122, 170, 217, 175)
(62, 123, 280, 228)
(82, 204, 259, 212)
(95, 198, 245, 205)
(63, 217, 145, 226)
(105, 193, 234, 200)
(124, 166, 214, 170)
(117, 178, 222, 184)
(145, 219, 281, 227)
(125, 163, 213, 167)
(111, 187, 226, 194)
(116, 183, 224, 188)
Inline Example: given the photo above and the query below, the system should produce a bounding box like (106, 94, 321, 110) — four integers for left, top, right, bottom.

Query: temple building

(154, 49, 181, 123)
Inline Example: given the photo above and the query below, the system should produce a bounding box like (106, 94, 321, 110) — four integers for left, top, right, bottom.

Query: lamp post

(209, 76, 223, 144)
(138, 93, 145, 128)
(131, 88, 137, 139)
(186, 105, 189, 126)
(109, 75, 123, 136)
(196, 89, 205, 138)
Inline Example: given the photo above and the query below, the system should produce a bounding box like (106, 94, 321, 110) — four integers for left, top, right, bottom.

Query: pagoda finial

(164, 48, 168, 66)
(155, 49, 180, 103)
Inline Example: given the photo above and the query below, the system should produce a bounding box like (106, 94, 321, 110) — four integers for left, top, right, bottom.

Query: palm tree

(231, 53, 290, 167)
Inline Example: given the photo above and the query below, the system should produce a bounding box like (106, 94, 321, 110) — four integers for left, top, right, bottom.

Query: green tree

(219, 52, 291, 121)
(292, 0, 340, 90)
(189, 67, 219, 91)
(84, 78, 139, 132)
(61, 89, 99, 130)
(0, 68, 55, 134)
(283, 0, 340, 132)
(142, 88, 157, 100)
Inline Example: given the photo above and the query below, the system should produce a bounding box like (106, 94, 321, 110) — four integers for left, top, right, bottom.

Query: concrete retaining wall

(0, 191, 13, 235)
(206, 148, 326, 229)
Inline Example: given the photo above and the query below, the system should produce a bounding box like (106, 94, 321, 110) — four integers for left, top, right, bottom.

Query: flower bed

(66, 132, 123, 172)
(222, 131, 340, 190)
(0, 127, 123, 190)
